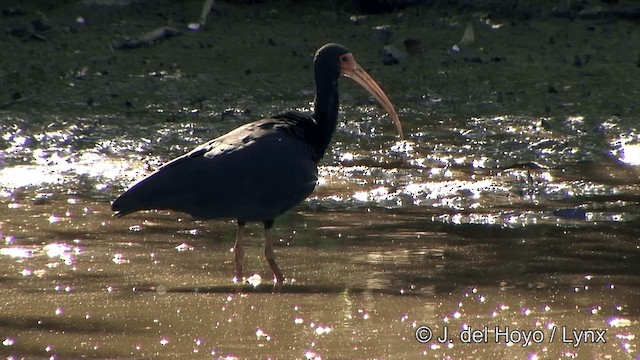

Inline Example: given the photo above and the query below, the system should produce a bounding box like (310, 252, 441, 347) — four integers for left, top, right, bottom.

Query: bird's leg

(263, 219, 284, 283)
(233, 220, 246, 283)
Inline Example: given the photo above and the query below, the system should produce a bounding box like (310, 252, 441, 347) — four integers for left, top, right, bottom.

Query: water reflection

(618, 139, 640, 166)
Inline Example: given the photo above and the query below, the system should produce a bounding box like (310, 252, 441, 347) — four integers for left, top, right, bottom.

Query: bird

(111, 43, 403, 283)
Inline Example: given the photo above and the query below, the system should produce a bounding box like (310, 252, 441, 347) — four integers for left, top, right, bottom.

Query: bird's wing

(137, 112, 312, 173)
(112, 113, 319, 220)
(199, 112, 315, 158)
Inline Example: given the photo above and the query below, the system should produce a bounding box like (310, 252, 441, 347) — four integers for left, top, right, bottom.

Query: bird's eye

(340, 55, 349, 62)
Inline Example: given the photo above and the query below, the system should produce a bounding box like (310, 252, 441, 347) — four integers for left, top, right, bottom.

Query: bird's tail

(111, 200, 132, 217)
(111, 209, 133, 218)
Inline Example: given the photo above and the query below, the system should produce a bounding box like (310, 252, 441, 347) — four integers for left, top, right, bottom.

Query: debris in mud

(451, 21, 474, 53)
(188, 0, 215, 31)
(111, 26, 180, 50)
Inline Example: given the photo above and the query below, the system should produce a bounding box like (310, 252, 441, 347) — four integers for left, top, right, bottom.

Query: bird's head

(314, 43, 403, 139)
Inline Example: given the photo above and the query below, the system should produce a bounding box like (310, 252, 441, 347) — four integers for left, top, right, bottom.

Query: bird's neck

(311, 77, 339, 160)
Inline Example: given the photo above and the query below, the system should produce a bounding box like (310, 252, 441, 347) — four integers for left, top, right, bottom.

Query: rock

(353, 0, 413, 14)
(556, 5, 640, 20)
(31, 18, 52, 33)
(578, 7, 611, 19)
(8, 25, 29, 38)
(2, 7, 27, 17)
(380, 45, 405, 65)
(612, 7, 640, 20)
(403, 38, 423, 56)
(370, 25, 393, 43)
(348, 15, 367, 25)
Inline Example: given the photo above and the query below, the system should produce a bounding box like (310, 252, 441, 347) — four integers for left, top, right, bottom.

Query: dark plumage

(112, 114, 318, 221)
(111, 43, 403, 283)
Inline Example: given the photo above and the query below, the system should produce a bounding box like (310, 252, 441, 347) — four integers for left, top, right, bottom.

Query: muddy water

(2, 1, 640, 359)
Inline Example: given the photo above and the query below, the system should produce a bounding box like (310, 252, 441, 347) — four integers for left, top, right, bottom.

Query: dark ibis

(111, 43, 403, 283)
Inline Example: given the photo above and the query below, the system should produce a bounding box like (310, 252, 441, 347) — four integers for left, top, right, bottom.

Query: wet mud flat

(1, 0, 640, 358)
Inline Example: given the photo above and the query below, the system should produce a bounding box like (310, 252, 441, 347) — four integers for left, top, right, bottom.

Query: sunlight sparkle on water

(44, 243, 75, 261)
(0, 150, 143, 189)
(339, 152, 354, 162)
(247, 274, 262, 287)
(304, 350, 322, 360)
(255, 328, 271, 341)
(20, 268, 33, 277)
(0, 247, 33, 258)
(389, 140, 413, 154)
(48, 215, 62, 223)
(175, 243, 194, 251)
(3, 243, 79, 264)
(0, 166, 65, 188)
(609, 317, 632, 327)
(112, 253, 129, 264)
(618, 140, 640, 165)
(616, 333, 635, 341)
(315, 325, 333, 335)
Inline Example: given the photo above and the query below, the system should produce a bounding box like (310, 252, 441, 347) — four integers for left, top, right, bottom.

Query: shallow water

(2, 107, 640, 359)
(2, 1, 640, 359)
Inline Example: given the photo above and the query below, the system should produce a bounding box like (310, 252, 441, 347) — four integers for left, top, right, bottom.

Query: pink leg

(263, 221, 284, 283)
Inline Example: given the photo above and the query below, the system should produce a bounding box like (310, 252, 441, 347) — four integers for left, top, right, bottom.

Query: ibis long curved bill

(340, 53, 404, 139)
